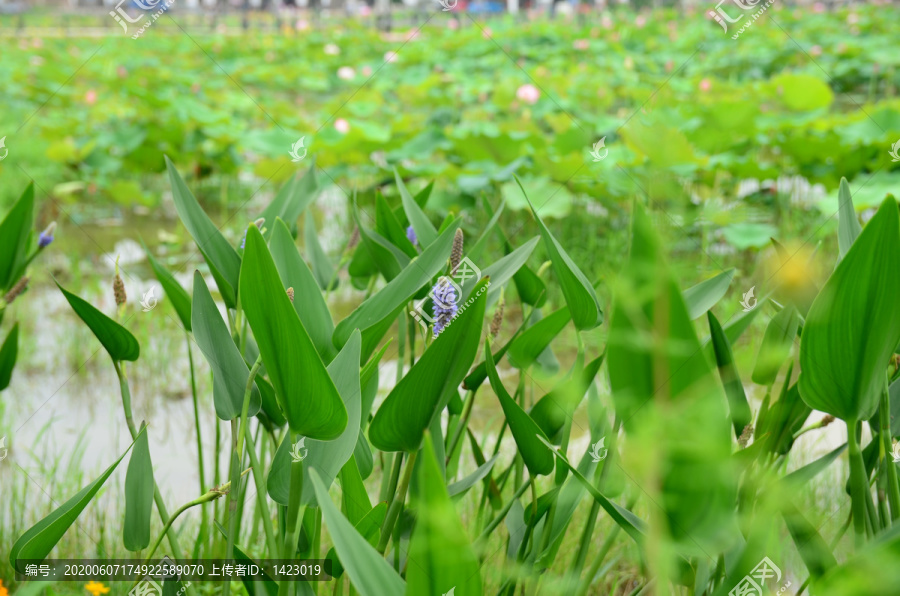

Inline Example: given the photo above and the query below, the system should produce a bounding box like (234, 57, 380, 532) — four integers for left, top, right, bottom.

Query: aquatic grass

(6, 168, 900, 596)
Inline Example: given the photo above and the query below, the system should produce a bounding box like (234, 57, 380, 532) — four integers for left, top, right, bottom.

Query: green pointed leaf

(608, 201, 736, 553)
(395, 169, 437, 247)
(305, 215, 336, 291)
(191, 272, 261, 420)
(267, 330, 362, 506)
(260, 163, 320, 235)
(683, 269, 735, 320)
(447, 455, 499, 498)
(310, 469, 406, 596)
(339, 455, 373, 525)
(507, 306, 571, 370)
(465, 236, 541, 302)
(270, 219, 336, 362)
(518, 178, 602, 330)
(837, 177, 862, 261)
(0, 323, 19, 391)
(782, 443, 847, 489)
(375, 193, 417, 258)
(327, 503, 387, 579)
(485, 338, 554, 476)
(241, 225, 347, 439)
(123, 424, 154, 551)
(333, 220, 461, 358)
(537, 435, 646, 545)
(406, 434, 482, 596)
(57, 282, 139, 362)
(752, 305, 801, 386)
(143, 242, 192, 332)
(369, 278, 488, 452)
(166, 156, 242, 308)
(781, 501, 838, 579)
(799, 197, 900, 421)
(10, 429, 142, 571)
(352, 200, 405, 282)
(0, 184, 34, 290)
(708, 311, 752, 437)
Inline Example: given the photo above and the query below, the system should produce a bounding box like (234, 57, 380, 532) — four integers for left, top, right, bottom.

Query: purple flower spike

(38, 222, 56, 248)
(406, 225, 418, 247)
(432, 279, 458, 337)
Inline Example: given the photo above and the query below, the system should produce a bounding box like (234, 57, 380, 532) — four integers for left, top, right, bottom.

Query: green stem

(185, 334, 207, 557)
(881, 377, 900, 522)
(114, 361, 187, 563)
(279, 435, 306, 596)
(224, 355, 263, 596)
(847, 420, 870, 546)
(377, 450, 418, 554)
(446, 390, 476, 463)
(245, 418, 280, 558)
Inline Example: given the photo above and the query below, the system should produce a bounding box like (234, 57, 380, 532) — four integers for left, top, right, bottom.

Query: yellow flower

(0, 578, 9, 596)
(85, 581, 110, 596)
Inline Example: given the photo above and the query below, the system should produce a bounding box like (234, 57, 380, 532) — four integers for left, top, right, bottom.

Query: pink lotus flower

(295, 19, 309, 31)
(324, 43, 340, 55)
(812, 2, 825, 12)
(448, 18, 459, 30)
(85, 90, 97, 105)
(573, 39, 589, 50)
(335, 118, 350, 134)
(359, 5, 372, 16)
(516, 84, 540, 105)
(361, 65, 373, 77)
(337, 66, 355, 80)
(601, 15, 613, 29)
(384, 51, 398, 63)
(406, 29, 420, 41)
(635, 15, 646, 28)
(699, 78, 711, 92)
(810, 45, 822, 57)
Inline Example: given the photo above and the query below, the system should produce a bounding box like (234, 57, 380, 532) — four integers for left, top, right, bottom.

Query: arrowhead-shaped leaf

(799, 196, 900, 421)
(166, 156, 242, 308)
(10, 429, 142, 571)
(57, 282, 139, 362)
(123, 424, 154, 551)
(191, 272, 261, 420)
(369, 277, 488, 452)
(241, 225, 347, 439)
